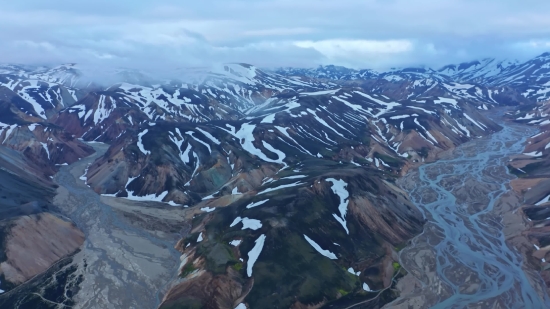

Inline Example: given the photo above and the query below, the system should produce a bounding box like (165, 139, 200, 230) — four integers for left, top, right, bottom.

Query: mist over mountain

(1, 48, 550, 308)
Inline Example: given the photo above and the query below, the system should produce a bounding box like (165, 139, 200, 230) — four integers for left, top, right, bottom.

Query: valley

(388, 111, 550, 308)
(1, 52, 550, 308)
(52, 142, 184, 309)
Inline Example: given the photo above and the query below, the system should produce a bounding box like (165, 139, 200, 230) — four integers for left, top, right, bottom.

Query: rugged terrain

(1, 52, 550, 308)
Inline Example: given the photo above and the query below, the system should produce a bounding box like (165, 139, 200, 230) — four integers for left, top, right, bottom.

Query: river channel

(388, 115, 550, 308)
(52, 143, 186, 309)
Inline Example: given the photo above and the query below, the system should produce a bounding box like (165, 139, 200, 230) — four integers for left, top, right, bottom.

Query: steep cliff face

(0, 145, 85, 295)
(0, 213, 84, 285)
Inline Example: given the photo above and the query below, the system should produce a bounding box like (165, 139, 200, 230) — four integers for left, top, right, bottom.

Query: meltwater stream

(398, 116, 550, 309)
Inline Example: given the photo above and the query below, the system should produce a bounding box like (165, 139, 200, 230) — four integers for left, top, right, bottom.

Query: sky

(2, 0, 550, 74)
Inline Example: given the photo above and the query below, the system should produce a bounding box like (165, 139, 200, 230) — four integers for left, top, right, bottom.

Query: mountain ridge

(1, 51, 550, 308)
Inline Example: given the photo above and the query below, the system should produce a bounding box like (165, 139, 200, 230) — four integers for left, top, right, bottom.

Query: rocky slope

(505, 99, 550, 295)
(1, 52, 550, 308)
(0, 144, 85, 298)
(73, 68, 501, 308)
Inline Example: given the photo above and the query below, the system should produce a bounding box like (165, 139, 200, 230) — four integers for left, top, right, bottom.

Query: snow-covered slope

(1, 55, 547, 308)
(438, 58, 520, 83)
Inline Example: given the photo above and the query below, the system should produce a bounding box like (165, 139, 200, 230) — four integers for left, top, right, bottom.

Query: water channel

(396, 114, 550, 308)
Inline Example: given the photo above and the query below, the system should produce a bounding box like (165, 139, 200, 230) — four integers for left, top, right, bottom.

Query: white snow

(40, 142, 50, 159)
(17, 80, 48, 119)
(241, 218, 263, 230)
(281, 175, 307, 180)
(246, 199, 269, 209)
(517, 113, 536, 120)
(454, 120, 471, 137)
(307, 108, 345, 138)
(125, 190, 169, 202)
(93, 95, 115, 125)
(232, 186, 242, 195)
(226, 123, 286, 165)
(195, 127, 221, 144)
(326, 178, 350, 234)
(197, 232, 204, 242)
(229, 240, 242, 246)
(230, 217, 262, 230)
(347, 267, 361, 276)
(79, 166, 89, 182)
(257, 181, 305, 195)
(409, 106, 436, 115)
(275, 126, 313, 155)
(247, 234, 266, 277)
(262, 141, 286, 163)
(353, 91, 401, 117)
(524, 151, 542, 157)
(230, 217, 243, 227)
(137, 129, 151, 155)
(300, 89, 340, 96)
(536, 194, 550, 206)
(534, 244, 541, 250)
(260, 113, 276, 123)
(390, 115, 410, 120)
(234, 303, 247, 309)
(434, 97, 459, 108)
(463, 114, 486, 130)
(303, 234, 337, 259)
(363, 282, 372, 292)
(28, 123, 38, 131)
(414, 118, 437, 144)
(201, 207, 216, 212)
(1, 124, 17, 144)
(186, 131, 212, 153)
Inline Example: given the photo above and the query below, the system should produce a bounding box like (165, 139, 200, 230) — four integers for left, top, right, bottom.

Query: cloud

(1, 0, 550, 73)
(293, 39, 414, 69)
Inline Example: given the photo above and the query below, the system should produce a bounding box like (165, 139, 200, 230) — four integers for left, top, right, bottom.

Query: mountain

(276, 65, 379, 81)
(57, 65, 500, 308)
(2, 52, 550, 308)
(438, 53, 550, 103)
(0, 141, 85, 299)
(438, 58, 520, 83)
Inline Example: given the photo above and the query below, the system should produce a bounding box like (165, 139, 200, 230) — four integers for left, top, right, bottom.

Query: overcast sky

(2, 0, 550, 73)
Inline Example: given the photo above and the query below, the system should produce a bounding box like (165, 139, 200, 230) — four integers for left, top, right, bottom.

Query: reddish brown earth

(0, 213, 85, 285)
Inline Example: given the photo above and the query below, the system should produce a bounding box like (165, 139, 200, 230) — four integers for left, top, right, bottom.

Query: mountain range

(1, 52, 550, 309)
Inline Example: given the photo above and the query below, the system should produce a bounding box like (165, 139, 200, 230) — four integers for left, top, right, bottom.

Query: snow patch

(247, 234, 266, 277)
(326, 178, 350, 234)
(303, 234, 337, 259)
(246, 199, 269, 209)
(230, 240, 242, 246)
(137, 129, 151, 155)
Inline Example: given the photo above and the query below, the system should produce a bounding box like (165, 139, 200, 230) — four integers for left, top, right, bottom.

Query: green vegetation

(179, 263, 196, 278)
(392, 262, 401, 273)
(337, 288, 349, 296)
(231, 262, 243, 271)
(417, 146, 430, 158)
